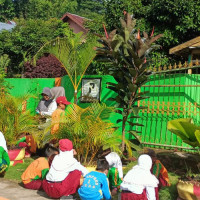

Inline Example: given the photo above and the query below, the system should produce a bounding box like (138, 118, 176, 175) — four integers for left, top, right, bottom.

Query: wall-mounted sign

(81, 78, 102, 102)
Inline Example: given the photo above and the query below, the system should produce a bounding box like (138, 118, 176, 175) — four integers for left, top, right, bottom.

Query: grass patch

(4, 157, 34, 182)
(159, 172, 179, 200)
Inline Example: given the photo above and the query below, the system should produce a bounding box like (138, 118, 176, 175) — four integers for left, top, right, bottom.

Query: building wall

(67, 19, 86, 34)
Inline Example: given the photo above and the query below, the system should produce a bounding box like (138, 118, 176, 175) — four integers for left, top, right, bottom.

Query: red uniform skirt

(42, 170, 81, 199)
(121, 188, 159, 200)
(24, 180, 43, 190)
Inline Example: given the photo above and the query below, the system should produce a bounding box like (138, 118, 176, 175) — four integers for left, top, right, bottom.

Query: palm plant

(97, 13, 162, 150)
(0, 94, 38, 146)
(33, 33, 97, 103)
(34, 103, 135, 165)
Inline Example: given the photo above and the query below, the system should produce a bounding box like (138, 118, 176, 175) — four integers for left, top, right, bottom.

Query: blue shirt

(78, 171, 112, 200)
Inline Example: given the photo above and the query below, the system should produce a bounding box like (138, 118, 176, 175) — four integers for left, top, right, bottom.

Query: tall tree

(0, 0, 15, 21)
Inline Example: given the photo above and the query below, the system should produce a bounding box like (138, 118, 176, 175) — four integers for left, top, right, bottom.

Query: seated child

(147, 149, 170, 189)
(120, 154, 159, 200)
(43, 139, 88, 199)
(105, 152, 123, 195)
(78, 159, 112, 200)
(51, 96, 71, 135)
(21, 145, 58, 190)
(0, 132, 10, 177)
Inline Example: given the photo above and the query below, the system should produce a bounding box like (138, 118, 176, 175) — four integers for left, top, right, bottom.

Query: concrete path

(0, 179, 53, 200)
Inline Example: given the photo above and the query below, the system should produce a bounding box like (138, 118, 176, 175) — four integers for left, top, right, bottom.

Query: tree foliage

(0, 0, 15, 21)
(13, 0, 77, 20)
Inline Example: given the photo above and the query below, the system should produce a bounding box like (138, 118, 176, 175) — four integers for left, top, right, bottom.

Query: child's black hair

(96, 159, 109, 171)
(147, 149, 156, 158)
(44, 145, 59, 158)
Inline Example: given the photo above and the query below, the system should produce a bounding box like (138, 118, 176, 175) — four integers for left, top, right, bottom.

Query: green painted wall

(6, 78, 55, 113)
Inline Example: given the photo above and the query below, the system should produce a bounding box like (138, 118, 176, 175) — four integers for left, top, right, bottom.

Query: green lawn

(4, 157, 34, 182)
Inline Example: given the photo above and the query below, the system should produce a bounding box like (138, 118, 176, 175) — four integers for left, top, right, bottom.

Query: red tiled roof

(61, 13, 87, 31)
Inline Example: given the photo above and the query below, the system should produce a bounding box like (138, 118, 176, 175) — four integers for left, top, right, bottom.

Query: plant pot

(177, 180, 200, 200)
(8, 148, 25, 166)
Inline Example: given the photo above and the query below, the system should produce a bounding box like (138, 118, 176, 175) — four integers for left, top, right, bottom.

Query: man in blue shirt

(78, 160, 112, 200)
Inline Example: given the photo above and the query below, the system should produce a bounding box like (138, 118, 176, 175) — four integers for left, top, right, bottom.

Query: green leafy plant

(33, 33, 97, 104)
(0, 94, 38, 146)
(167, 118, 200, 148)
(35, 103, 135, 165)
(97, 13, 162, 150)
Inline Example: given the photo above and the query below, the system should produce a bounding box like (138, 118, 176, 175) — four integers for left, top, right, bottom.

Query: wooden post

(188, 54, 192, 74)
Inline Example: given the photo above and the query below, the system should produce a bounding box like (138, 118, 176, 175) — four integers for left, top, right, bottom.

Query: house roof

(169, 36, 200, 56)
(0, 21, 16, 32)
(61, 13, 87, 31)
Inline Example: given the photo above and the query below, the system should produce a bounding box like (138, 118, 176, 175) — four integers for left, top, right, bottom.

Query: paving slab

(0, 179, 54, 200)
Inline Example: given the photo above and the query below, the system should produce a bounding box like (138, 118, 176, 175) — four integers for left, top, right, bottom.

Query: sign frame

(81, 78, 102, 103)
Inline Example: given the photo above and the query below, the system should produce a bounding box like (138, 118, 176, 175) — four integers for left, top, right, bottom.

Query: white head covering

(46, 150, 88, 182)
(121, 154, 158, 193)
(0, 132, 8, 152)
(105, 152, 123, 178)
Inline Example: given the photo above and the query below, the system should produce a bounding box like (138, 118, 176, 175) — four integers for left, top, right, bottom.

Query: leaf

(128, 68, 137, 77)
(128, 130, 141, 142)
(116, 119, 123, 123)
(167, 118, 198, 146)
(128, 83, 137, 92)
(127, 121, 144, 127)
(195, 130, 200, 145)
(120, 18, 127, 28)
(109, 29, 117, 40)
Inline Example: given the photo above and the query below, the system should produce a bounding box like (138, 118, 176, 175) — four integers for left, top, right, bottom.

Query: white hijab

(105, 152, 123, 178)
(46, 150, 88, 182)
(121, 154, 158, 192)
(0, 132, 8, 152)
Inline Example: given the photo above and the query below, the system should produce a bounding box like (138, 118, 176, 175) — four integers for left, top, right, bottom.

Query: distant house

(0, 21, 16, 32)
(169, 36, 200, 74)
(169, 36, 200, 62)
(61, 13, 88, 34)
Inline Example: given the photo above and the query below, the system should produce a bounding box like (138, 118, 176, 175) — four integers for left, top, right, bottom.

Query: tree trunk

(74, 90, 77, 104)
(122, 115, 127, 151)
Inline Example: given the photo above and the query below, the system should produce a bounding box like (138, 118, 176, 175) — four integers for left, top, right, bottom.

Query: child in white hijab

(43, 139, 88, 199)
(120, 154, 159, 200)
(0, 132, 10, 177)
(105, 152, 123, 195)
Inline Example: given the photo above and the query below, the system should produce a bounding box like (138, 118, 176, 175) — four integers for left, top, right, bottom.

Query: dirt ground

(154, 149, 200, 175)
(0, 179, 53, 200)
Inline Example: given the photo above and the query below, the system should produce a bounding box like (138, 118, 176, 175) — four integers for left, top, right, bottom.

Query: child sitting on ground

(120, 154, 159, 200)
(43, 139, 88, 200)
(21, 144, 58, 190)
(51, 96, 71, 135)
(0, 132, 10, 177)
(147, 149, 170, 189)
(78, 159, 112, 200)
(105, 152, 123, 195)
